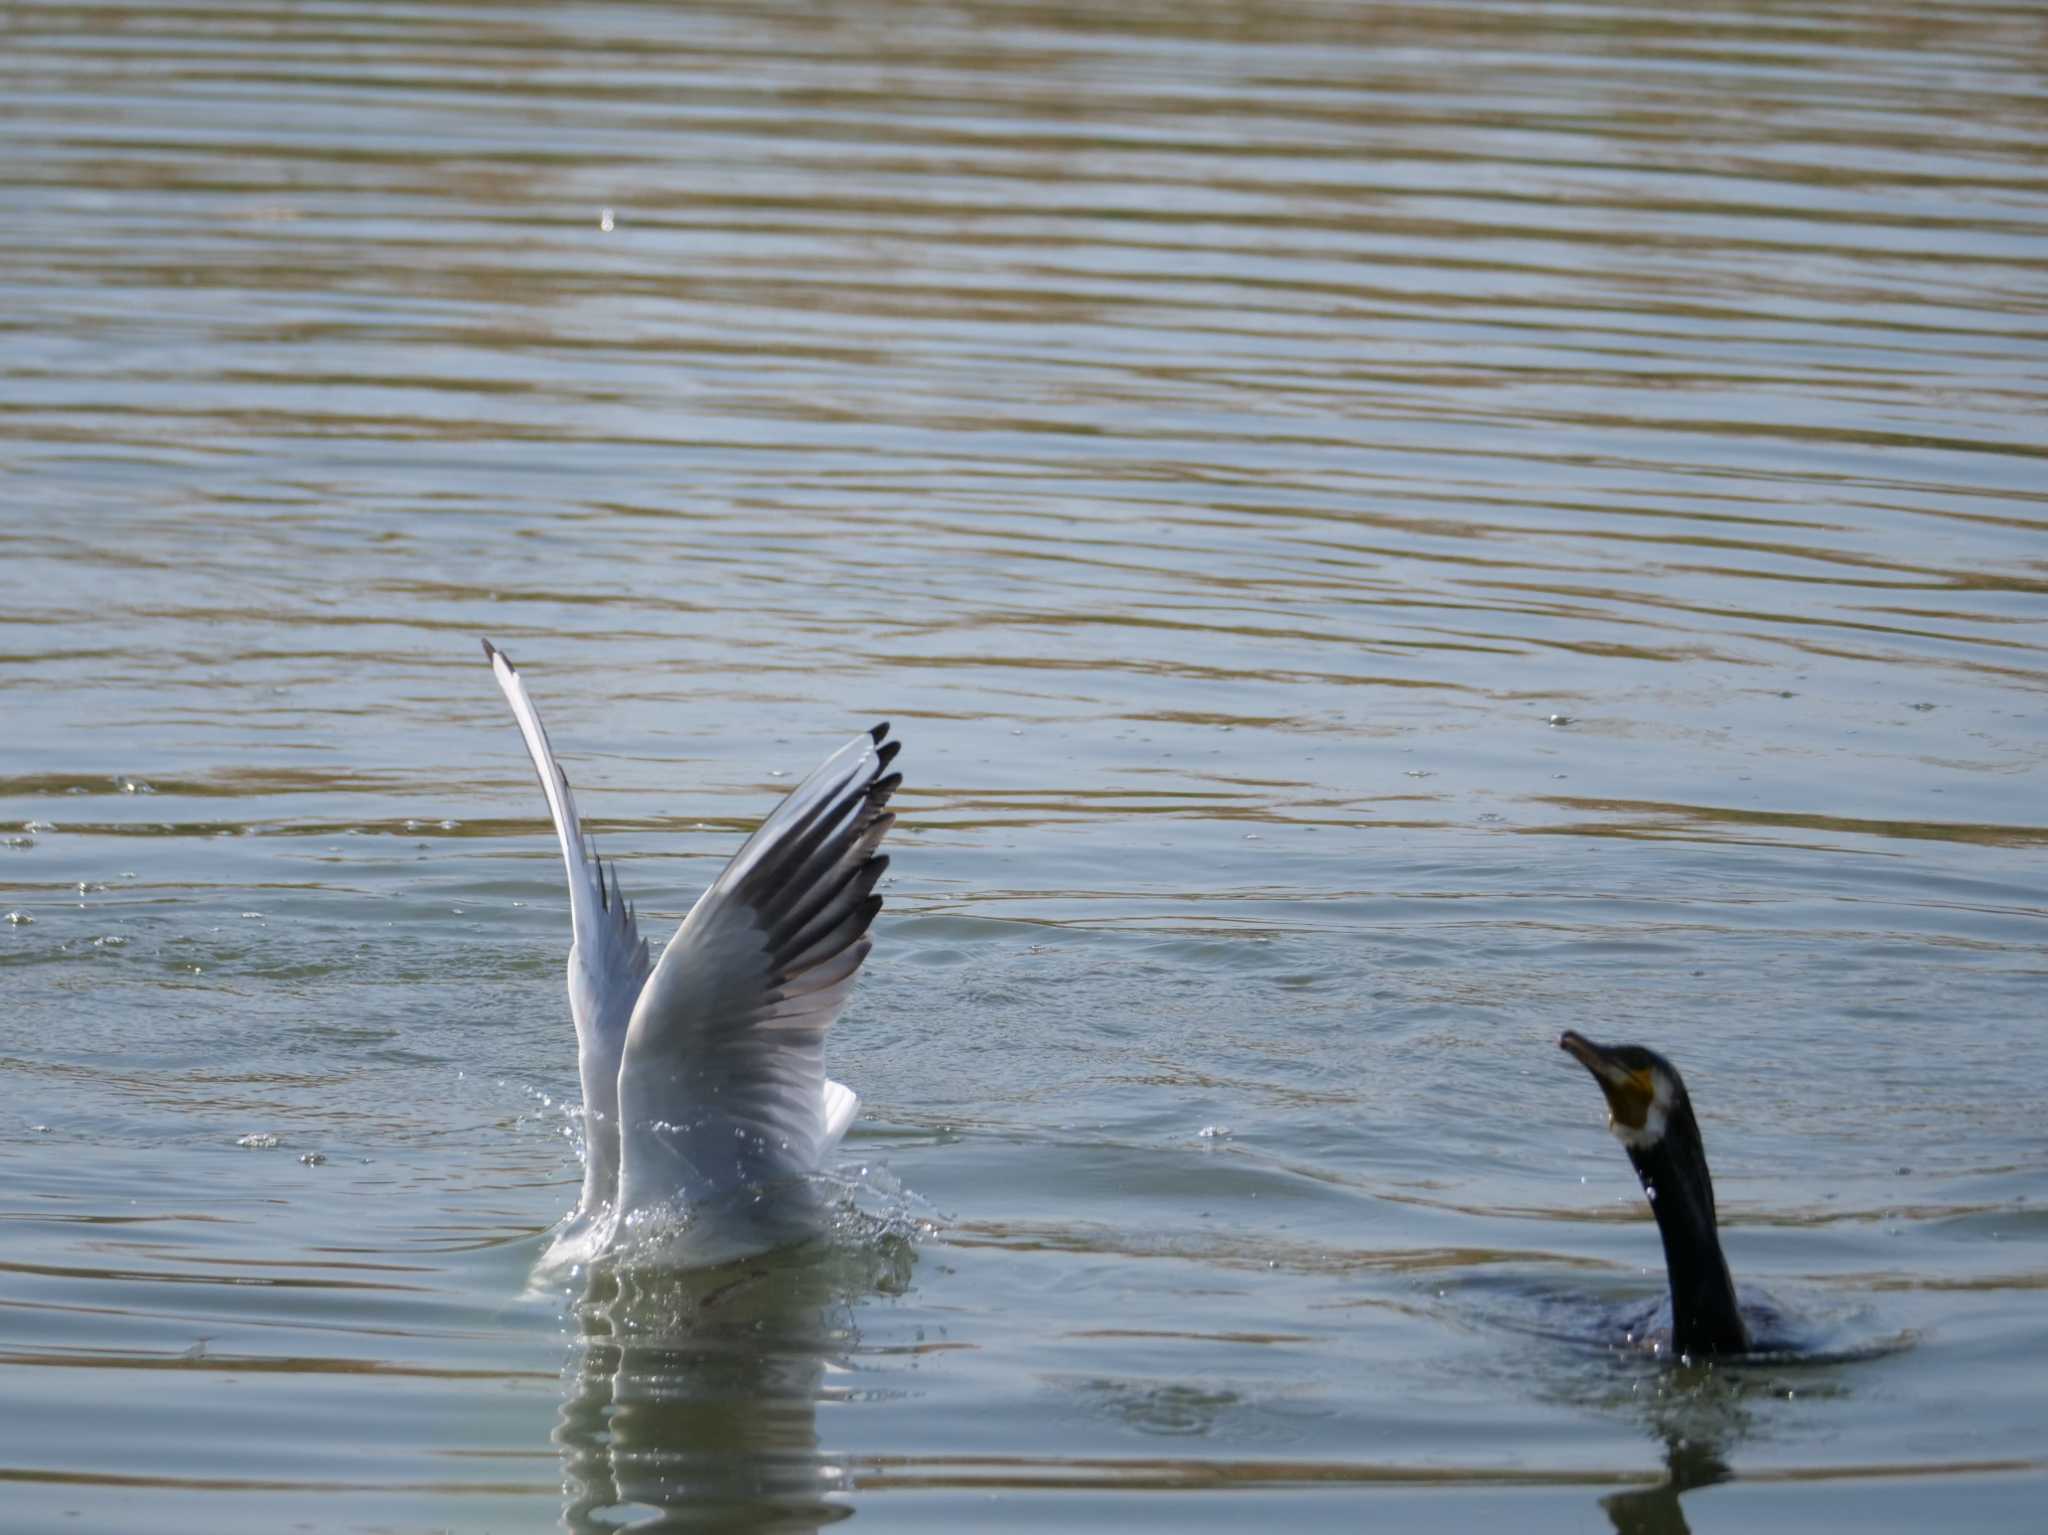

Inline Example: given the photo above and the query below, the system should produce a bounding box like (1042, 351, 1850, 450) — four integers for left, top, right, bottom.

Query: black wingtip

(868, 771, 902, 805)
(875, 739, 902, 772)
(869, 722, 890, 744)
(480, 637, 500, 663)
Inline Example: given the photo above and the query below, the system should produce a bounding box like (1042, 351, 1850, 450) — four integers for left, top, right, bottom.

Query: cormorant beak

(1560, 1030, 1625, 1083)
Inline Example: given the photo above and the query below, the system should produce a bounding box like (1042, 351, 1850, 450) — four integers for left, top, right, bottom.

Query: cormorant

(1559, 1031, 1750, 1358)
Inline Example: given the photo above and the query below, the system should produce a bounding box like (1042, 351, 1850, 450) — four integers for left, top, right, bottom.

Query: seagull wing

(615, 724, 899, 1209)
(482, 639, 650, 1082)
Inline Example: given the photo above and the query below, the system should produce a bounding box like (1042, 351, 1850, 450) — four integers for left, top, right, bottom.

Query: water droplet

(1546, 713, 1573, 727)
(1197, 1125, 1232, 1139)
(235, 1133, 281, 1150)
(299, 1152, 326, 1167)
(3, 910, 31, 926)
(599, 207, 615, 232)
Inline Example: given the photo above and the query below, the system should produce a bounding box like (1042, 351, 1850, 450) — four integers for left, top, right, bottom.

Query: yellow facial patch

(1599, 1068, 1659, 1133)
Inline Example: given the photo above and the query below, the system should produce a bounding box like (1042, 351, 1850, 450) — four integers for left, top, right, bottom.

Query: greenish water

(3, 1, 2046, 1530)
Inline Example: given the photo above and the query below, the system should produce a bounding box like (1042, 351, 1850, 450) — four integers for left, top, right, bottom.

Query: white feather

(483, 641, 650, 1260)
(820, 1079, 861, 1157)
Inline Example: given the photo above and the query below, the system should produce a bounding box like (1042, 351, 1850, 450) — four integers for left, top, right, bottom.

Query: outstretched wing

(615, 724, 899, 1207)
(482, 639, 651, 1071)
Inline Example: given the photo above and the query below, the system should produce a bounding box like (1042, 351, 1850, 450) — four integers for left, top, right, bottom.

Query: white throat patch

(1608, 1070, 1673, 1151)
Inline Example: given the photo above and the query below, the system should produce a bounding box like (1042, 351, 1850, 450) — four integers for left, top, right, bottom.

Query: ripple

(3, 0, 2046, 1528)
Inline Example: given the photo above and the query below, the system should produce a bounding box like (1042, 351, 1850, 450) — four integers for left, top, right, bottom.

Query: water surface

(3, 1, 2047, 1530)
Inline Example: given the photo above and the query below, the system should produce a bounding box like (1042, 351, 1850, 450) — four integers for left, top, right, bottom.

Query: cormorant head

(1558, 1032, 1688, 1155)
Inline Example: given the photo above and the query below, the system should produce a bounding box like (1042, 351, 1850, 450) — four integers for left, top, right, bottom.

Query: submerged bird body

(1559, 1032, 1749, 1359)
(483, 640, 897, 1270)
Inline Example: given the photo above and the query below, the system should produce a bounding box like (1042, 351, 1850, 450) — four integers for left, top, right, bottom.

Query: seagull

(482, 640, 900, 1270)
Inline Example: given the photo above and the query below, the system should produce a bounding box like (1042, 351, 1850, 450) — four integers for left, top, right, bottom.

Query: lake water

(3, 1, 2046, 1530)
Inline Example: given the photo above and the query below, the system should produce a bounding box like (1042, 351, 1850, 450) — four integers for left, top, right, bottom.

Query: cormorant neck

(1624, 1125, 1748, 1358)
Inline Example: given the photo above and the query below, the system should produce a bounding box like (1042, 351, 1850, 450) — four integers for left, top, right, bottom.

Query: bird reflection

(1599, 1429, 1731, 1535)
(553, 1251, 858, 1533)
